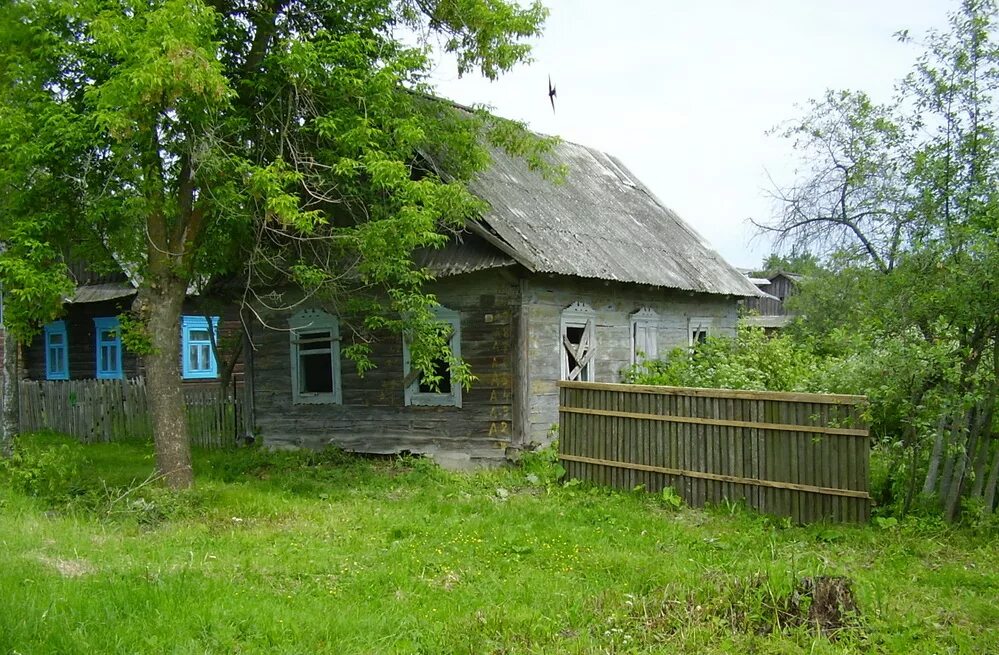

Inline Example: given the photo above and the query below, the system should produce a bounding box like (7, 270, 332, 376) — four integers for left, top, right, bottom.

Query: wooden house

(739, 270, 802, 330)
(17, 261, 245, 391)
(246, 139, 764, 466)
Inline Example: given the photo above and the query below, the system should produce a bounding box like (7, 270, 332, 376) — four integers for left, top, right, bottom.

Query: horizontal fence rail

(559, 381, 871, 523)
(20, 378, 241, 449)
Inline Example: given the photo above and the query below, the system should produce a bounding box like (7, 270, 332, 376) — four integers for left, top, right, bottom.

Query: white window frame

(403, 306, 462, 407)
(688, 316, 714, 347)
(630, 307, 659, 364)
(289, 309, 342, 405)
(561, 302, 596, 382)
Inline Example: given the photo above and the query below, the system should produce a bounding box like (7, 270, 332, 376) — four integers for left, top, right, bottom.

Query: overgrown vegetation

(626, 319, 999, 527)
(0, 0, 555, 488)
(731, 0, 999, 522)
(0, 434, 996, 654)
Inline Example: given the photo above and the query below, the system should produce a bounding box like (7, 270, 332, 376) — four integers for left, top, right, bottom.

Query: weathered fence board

(20, 378, 240, 449)
(559, 381, 870, 523)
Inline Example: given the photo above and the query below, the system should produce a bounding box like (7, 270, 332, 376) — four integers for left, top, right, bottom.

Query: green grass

(0, 434, 996, 654)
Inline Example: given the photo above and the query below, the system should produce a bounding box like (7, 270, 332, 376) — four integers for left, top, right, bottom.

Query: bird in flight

(548, 75, 557, 114)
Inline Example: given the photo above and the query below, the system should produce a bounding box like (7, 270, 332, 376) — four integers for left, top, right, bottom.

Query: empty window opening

(418, 355, 453, 394)
(688, 317, 714, 348)
(404, 307, 462, 407)
(297, 330, 335, 394)
(290, 310, 342, 404)
(561, 303, 596, 382)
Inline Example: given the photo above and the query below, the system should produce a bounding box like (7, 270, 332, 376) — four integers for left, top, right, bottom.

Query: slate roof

(415, 231, 516, 277)
(466, 139, 763, 297)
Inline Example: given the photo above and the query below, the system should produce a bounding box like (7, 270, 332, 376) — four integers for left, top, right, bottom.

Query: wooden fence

(559, 381, 870, 523)
(20, 378, 241, 449)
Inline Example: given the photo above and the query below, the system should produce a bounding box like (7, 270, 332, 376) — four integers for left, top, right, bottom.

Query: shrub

(0, 432, 88, 500)
(624, 324, 823, 392)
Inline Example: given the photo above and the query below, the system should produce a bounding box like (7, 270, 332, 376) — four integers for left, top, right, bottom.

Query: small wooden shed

(247, 139, 763, 465)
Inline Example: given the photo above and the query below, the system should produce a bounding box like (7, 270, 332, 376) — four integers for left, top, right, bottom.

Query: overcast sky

(428, 0, 955, 269)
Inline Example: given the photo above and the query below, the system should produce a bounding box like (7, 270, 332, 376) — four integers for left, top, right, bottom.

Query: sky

(427, 0, 956, 269)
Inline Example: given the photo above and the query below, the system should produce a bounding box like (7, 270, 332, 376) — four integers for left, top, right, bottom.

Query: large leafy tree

(765, 0, 999, 519)
(0, 0, 552, 487)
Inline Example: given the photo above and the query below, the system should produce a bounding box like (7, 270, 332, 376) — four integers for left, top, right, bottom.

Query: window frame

(181, 315, 220, 380)
(93, 316, 123, 380)
(403, 307, 462, 408)
(289, 309, 342, 405)
(630, 307, 660, 365)
(560, 302, 596, 382)
(688, 316, 714, 348)
(44, 320, 69, 380)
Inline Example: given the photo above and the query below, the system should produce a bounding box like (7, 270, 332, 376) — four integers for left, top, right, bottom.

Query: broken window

(561, 302, 596, 381)
(404, 306, 462, 407)
(290, 310, 342, 404)
(630, 307, 659, 364)
(688, 316, 714, 348)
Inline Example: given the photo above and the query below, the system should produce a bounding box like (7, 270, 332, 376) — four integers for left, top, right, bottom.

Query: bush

(0, 432, 88, 500)
(519, 440, 565, 486)
(624, 324, 823, 392)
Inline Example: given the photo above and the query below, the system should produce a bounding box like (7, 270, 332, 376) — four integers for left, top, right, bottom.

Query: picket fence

(19, 378, 241, 449)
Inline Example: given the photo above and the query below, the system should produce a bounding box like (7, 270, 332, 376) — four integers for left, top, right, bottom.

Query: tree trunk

(944, 408, 977, 522)
(1, 330, 19, 458)
(984, 443, 999, 514)
(138, 281, 193, 489)
(970, 429, 991, 499)
(922, 415, 948, 496)
(938, 416, 960, 499)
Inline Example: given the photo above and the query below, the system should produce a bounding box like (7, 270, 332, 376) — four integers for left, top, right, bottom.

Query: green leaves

(0, 0, 551, 378)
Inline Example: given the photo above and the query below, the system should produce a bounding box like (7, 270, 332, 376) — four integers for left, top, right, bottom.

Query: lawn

(0, 434, 996, 654)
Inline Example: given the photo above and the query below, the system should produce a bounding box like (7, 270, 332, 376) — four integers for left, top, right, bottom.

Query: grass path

(0, 436, 996, 654)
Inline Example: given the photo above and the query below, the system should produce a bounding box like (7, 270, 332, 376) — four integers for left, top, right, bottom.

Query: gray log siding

(522, 276, 738, 444)
(250, 270, 520, 462)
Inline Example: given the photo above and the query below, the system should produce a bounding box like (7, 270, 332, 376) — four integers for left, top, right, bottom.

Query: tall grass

(0, 434, 996, 654)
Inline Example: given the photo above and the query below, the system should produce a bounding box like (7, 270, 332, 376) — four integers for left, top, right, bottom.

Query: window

(688, 316, 714, 348)
(94, 317, 123, 379)
(181, 316, 220, 379)
(289, 310, 341, 404)
(403, 307, 462, 407)
(630, 307, 659, 364)
(44, 320, 69, 380)
(561, 302, 596, 381)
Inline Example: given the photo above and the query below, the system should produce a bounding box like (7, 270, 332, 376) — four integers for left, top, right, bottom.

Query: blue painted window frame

(94, 317, 123, 380)
(181, 315, 219, 379)
(44, 320, 69, 380)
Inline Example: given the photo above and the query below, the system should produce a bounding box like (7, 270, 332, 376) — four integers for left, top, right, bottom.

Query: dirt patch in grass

(35, 554, 94, 578)
(628, 573, 861, 640)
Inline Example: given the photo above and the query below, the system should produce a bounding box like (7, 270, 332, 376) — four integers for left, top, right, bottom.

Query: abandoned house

(6, 137, 762, 465)
(246, 139, 763, 465)
(739, 270, 802, 331)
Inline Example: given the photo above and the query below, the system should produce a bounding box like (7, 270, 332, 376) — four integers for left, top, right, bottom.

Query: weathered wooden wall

(521, 275, 739, 444)
(559, 381, 871, 523)
(19, 378, 241, 448)
(250, 269, 518, 463)
(742, 273, 798, 317)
